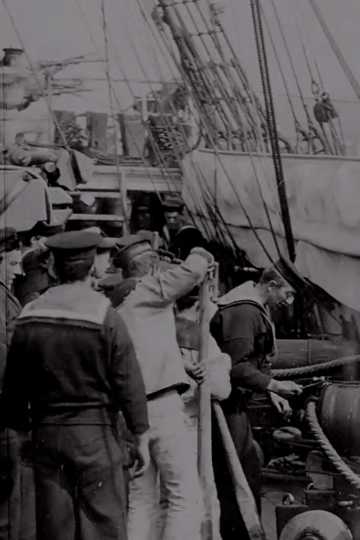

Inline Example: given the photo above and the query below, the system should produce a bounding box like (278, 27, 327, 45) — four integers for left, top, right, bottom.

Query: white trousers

(127, 391, 203, 540)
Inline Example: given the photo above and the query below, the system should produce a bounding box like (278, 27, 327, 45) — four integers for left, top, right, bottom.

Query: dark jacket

(0, 281, 21, 390)
(210, 282, 274, 394)
(1, 282, 149, 434)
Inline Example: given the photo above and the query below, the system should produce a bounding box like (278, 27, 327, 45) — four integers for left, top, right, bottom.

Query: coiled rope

(273, 354, 360, 379)
(306, 399, 360, 490)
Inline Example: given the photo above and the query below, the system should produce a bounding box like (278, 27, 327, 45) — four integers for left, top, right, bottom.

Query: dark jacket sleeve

(0, 325, 30, 431)
(104, 308, 149, 435)
(210, 304, 271, 392)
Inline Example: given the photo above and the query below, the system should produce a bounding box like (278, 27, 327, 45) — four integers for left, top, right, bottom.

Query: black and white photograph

(0, 1, 360, 539)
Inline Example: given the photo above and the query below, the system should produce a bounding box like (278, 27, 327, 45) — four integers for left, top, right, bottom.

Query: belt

(32, 406, 117, 426)
(147, 386, 182, 402)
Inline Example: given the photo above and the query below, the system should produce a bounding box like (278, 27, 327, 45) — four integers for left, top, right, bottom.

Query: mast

(250, 0, 296, 262)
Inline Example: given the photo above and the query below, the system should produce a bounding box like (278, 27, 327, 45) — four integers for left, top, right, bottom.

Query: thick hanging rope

(250, 0, 296, 262)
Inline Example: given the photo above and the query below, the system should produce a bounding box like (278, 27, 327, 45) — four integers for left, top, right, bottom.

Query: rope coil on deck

(272, 354, 360, 379)
(305, 399, 360, 490)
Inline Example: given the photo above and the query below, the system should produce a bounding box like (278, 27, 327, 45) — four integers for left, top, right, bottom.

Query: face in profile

(1, 249, 23, 289)
(266, 280, 295, 308)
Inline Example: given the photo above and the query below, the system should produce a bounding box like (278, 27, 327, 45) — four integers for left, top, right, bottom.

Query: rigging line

(136, 0, 242, 254)
(203, 0, 263, 114)
(268, 0, 316, 137)
(159, 4, 237, 138)
(179, 1, 255, 137)
(73, 0, 174, 204)
(120, 9, 218, 240)
(192, 1, 260, 138)
(314, 58, 325, 91)
(72, 0, 175, 203)
(158, 1, 283, 264)
(103, 10, 205, 214)
(100, 11, 208, 203)
(156, 1, 272, 258)
(308, 0, 360, 102)
(251, 0, 295, 262)
(295, 0, 325, 94)
(100, 0, 128, 232)
(1, 0, 71, 151)
(261, 6, 301, 137)
(183, 1, 283, 258)
(296, 4, 345, 154)
(202, 2, 268, 140)
(156, 3, 281, 267)
(163, 2, 258, 155)
(200, 0, 292, 153)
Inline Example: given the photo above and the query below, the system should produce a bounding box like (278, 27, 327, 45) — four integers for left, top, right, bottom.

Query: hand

(267, 379, 303, 398)
(129, 433, 150, 479)
(187, 362, 206, 384)
(269, 392, 292, 419)
(183, 351, 207, 384)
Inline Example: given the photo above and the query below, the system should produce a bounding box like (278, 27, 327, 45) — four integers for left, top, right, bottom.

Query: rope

(158, 1, 286, 262)
(308, 0, 360, 103)
(273, 354, 360, 379)
(306, 399, 360, 490)
(122, 3, 219, 240)
(250, 0, 296, 262)
(268, 0, 326, 155)
(157, 0, 282, 267)
(261, 8, 303, 150)
(186, 1, 284, 259)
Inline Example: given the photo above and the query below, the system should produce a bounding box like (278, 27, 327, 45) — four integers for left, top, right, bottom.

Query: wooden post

(198, 277, 214, 540)
(213, 401, 267, 540)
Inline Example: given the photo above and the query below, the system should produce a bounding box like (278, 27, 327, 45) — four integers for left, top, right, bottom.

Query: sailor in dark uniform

(0, 228, 25, 540)
(210, 266, 303, 540)
(161, 194, 206, 260)
(1, 230, 150, 540)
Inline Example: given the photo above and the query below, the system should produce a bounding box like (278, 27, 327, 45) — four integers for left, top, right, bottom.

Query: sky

(1, 0, 360, 146)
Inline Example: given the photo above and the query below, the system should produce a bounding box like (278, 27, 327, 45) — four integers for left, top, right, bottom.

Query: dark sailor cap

(161, 194, 185, 212)
(45, 230, 102, 260)
(113, 233, 153, 268)
(0, 227, 19, 254)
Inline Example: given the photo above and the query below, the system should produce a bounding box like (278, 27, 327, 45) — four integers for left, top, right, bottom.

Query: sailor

(92, 235, 118, 284)
(0, 230, 150, 540)
(0, 228, 22, 380)
(210, 265, 303, 540)
(161, 194, 206, 259)
(113, 233, 214, 540)
(0, 227, 24, 540)
(15, 222, 65, 306)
